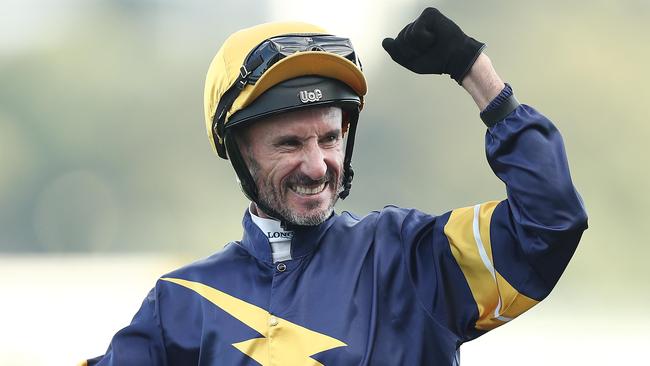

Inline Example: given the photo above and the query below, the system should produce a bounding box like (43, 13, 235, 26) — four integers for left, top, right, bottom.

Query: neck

(250, 202, 274, 220)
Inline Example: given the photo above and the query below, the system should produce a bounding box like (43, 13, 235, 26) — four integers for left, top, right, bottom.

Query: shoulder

(335, 205, 438, 234)
(158, 242, 251, 283)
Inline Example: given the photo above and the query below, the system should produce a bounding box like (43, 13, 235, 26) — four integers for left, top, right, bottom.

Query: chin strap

(338, 111, 359, 200)
(225, 130, 294, 227)
(224, 131, 258, 202)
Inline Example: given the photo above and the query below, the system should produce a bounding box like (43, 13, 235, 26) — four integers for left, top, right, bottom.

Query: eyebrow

(322, 128, 342, 138)
(272, 128, 342, 144)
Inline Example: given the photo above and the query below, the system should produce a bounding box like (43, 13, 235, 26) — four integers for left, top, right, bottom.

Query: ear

(342, 110, 350, 137)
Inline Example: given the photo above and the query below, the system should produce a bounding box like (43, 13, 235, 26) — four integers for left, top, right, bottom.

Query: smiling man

(238, 106, 345, 226)
(85, 7, 587, 366)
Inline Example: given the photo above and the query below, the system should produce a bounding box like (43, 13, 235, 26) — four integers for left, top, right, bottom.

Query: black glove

(382, 7, 485, 83)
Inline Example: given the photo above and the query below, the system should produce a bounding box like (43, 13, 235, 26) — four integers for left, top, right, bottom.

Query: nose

(300, 142, 327, 180)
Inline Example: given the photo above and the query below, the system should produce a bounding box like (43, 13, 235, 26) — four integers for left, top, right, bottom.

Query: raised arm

(383, 7, 588, 340)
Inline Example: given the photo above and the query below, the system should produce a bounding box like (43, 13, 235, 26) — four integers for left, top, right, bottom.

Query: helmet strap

(224, 131, 294, 227)
(339, 110, 359, 200)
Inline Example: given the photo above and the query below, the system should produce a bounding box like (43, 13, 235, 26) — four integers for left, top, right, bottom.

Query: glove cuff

(449, 37, 485, 84)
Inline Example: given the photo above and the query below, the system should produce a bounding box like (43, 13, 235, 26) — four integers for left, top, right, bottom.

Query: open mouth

(290, 182, 328, 196)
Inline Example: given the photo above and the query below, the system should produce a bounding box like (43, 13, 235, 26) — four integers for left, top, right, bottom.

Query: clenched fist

(382, 8, 485, 84)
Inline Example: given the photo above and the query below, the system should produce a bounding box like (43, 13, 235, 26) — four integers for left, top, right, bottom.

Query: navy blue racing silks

(84, 89, 588, 365)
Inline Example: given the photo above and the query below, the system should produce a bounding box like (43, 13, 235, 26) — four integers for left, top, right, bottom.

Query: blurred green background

(1, 0, 649, 364)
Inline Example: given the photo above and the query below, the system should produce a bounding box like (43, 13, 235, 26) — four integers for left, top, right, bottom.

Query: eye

(275, 138, 301, 149)
(320, 133, 340, 146)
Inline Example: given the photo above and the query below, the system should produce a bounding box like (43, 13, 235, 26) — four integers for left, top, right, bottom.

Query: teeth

(293, 182, 326, 195)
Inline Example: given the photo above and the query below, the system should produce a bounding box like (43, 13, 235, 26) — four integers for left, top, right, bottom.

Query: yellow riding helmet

(203, 21, 367, 158)
(203, 21, 367, 210)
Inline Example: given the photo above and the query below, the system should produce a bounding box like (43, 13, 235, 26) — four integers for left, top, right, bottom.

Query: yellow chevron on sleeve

(495, 273, 539, 320)
(444, 201, 538, 331)
(476, 202, 539, 322)
(444, 204, 498, 328)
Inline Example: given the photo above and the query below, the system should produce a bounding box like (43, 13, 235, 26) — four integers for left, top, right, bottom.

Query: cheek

(326, 150, 345, 174)
(265, 159, 300, 185)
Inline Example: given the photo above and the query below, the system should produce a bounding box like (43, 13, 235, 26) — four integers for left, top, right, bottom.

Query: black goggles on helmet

(242, 35, 361, 84)
(213, 34, 362, 157)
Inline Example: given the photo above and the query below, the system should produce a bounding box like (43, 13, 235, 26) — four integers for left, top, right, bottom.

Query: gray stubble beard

(248, 157, 342, 226)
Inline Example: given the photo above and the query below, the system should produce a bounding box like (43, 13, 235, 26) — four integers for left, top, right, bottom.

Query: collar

(248, 206, 294, 243)
(240, 208, 338, 264)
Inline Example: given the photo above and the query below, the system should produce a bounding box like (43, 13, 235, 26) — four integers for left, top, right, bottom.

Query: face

(240, 107, 345, 225)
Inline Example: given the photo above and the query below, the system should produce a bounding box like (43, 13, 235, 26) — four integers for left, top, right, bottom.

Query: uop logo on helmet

(299, 89, 323, 103)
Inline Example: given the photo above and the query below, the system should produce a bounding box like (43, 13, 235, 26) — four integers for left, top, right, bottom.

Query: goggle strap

(213, 86, 237, 158)
(213, 54, 268, 158)
(213, 78, 247, 157)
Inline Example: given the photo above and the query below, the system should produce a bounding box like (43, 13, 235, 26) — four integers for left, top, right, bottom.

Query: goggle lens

(246, 35, 360, 84)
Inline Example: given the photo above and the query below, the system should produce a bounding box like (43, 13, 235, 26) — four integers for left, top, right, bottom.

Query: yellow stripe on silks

(476, 202, 539, 322)
(444, 201, 538, 331)
(445, 204, 501, 330)
(495, 273, 539, 320)
(161, 278, 346, 365)
(76, 361, 88, 366)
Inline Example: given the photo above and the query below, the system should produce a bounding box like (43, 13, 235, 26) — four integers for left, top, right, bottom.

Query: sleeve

(83, 286, 168, 366)
(402, 87, 588, 342)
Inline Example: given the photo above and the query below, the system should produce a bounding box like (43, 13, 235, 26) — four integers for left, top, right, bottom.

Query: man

(84, 7, 587, 365)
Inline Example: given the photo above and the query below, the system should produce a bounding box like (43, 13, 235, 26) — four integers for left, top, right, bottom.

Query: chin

(287, 207, 334, 226)
(259, 180, 341, 226)
(285, 196, 337, 226)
